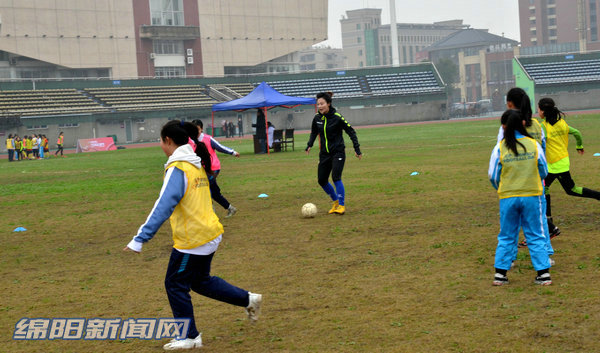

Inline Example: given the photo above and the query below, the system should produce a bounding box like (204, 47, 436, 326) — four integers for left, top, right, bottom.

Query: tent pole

(211, 111, 215, 136)
(264, 107, 269, 155)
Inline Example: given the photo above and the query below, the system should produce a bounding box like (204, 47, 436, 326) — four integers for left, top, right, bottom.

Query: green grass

(1, 114, 600, 352)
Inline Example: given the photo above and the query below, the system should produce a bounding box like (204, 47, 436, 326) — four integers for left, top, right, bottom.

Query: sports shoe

(492, 273, 508, 286)
(518, 240, 528, 248)
(328, 200, 339, 214)
(535, 272, 552, 285)
(549, 227, 561, 239)
(225, 205, 237, 218)
(163, 334, 202, 350)
(333, 205, 345, 215)
(245, 292, 262, 322)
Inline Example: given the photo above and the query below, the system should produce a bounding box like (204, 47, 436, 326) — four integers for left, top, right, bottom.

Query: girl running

(55, 132, 64, 157)
(124, 120, 261, 351)
(191, 119, 239, 218)
(538, 97, 600, 236)
(306, 92, 362, 215)
(489, 109, 552, 286)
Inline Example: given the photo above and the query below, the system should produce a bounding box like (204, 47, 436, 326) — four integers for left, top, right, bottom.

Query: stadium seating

(522, 59, 600, 85)
(84, 85, 217, 112)
(265, 76, 363, 98)
(0, 88, 109, 117)
(366, 71, 443, 96)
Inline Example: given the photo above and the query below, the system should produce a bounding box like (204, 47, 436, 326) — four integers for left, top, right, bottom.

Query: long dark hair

(538, 97, 564, 126)
(506, 88, 533, 127)
(160, 120, 213, 175)
(502, 109, 532, 156)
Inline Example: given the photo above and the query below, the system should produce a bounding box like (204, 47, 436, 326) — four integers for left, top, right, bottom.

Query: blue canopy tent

(211, 82, 316, 154)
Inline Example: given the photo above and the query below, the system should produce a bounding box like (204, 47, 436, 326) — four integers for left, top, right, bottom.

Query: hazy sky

(322, 0, 520, 48)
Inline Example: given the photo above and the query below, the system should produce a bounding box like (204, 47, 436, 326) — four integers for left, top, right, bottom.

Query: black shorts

(318, 150, 346, 185)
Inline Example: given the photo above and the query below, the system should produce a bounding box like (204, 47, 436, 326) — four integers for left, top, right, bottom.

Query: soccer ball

(301, 203, 317, 218)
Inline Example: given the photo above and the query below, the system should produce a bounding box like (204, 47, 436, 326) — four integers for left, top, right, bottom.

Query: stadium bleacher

(521, 59, 600, 85)
(366, 71, 443, 96)
(266, 76, 363, 98)
(84, 85, 217, 112)
(0, 89, 109, 117)
(0, 64, 445, 118)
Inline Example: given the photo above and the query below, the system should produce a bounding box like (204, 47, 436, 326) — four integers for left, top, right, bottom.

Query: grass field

(1, 114, 600, 352)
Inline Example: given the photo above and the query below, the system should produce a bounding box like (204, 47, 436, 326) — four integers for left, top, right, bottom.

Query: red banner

(76, 137, 117, 153)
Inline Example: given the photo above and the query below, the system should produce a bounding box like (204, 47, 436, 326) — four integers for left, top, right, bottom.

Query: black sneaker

(493, 273, 508, 286)
(549, 227, 561, 239)
(535, 273, 552, 286)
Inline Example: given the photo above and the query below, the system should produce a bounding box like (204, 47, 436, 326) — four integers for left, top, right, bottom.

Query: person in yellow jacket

(538, 97, 600, 237)
(489, 110, 552, 286)
(124, 120, 262, 351)
(6, 134, 15, 162)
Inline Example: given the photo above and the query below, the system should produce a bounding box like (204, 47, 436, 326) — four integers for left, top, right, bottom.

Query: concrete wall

(0, 0, 138, 77)
(536, 87, 600, 111)
(197, 0, 327, 76)
(1, 99, 446, 153)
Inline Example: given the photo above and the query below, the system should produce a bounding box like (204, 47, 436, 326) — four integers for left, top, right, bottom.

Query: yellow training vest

(542, 119, 569, 165)
(6, 138, 13, 149)
(526, 119, 543, 146)
(165, 161, 224, 250)
(498, 136, 543, 199)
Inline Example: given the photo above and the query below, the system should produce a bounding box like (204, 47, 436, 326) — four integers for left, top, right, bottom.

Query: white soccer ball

(301, 203, 317, 218)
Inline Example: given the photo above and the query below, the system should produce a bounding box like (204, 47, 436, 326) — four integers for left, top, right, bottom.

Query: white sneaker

(163, 334, 202, 350)
(245, 292, 262, 322)
(225, 205, 237, 218)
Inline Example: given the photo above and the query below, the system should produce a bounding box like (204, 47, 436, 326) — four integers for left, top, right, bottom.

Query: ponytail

(538, 97, 564, 126)
(506, 87, 532, 127)
(161, 120, 213, 175)
(502, 109, 531, 156)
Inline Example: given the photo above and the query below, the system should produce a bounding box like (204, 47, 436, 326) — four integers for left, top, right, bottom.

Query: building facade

(340, 8, 466, 68)
(518, 0, 600, 55)
(0, 0, 138, 79)
(422, 29, 518, 102)
(0, 0, 328, 79)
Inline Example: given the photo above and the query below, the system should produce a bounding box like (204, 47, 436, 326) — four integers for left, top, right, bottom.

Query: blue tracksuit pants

(165, 248, 249, 339)
(496, 196, 551, 271)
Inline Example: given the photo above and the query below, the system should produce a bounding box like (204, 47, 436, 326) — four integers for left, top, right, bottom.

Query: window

(150, 0, 184, 26)
(549, 29, 557, 36)
(359, 61, 363, 67)
(300, 54, 315, 62)
(154, 66, 186, 78)
(548, 18, 556, 26)
(357, 37, 361, 43)
(529, 0, 535, 5)
(152, 40, 183, 54)
(530, 18, 536, 25)
(26, 125, 48, 130)
(531, 29, 537, 36)
(530, 8, 536, 15)
(547, 7, 555, 15)
(58, 123, 79, 128)
(358, 49, 363, 56)
(356, 23, 361, 30)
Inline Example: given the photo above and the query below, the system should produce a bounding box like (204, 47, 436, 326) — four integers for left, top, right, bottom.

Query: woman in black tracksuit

(306, 92, 362, 215)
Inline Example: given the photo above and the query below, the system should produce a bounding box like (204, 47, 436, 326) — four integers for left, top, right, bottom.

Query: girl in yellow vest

(496, 88, 553, 256)
(124, 120, 262, 351)
(539, 97, 600, 237)
(55, 131, 64, 156)
(489, 110, 552, 286)
(6, 134, 15, 162)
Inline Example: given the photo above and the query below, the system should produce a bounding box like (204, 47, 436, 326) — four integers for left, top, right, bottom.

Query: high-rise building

(518, 0, 600, 55)
(340, 9, 466, 68)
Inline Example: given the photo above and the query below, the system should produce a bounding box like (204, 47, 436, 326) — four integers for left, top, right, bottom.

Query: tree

(435, 58, 459, 101)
